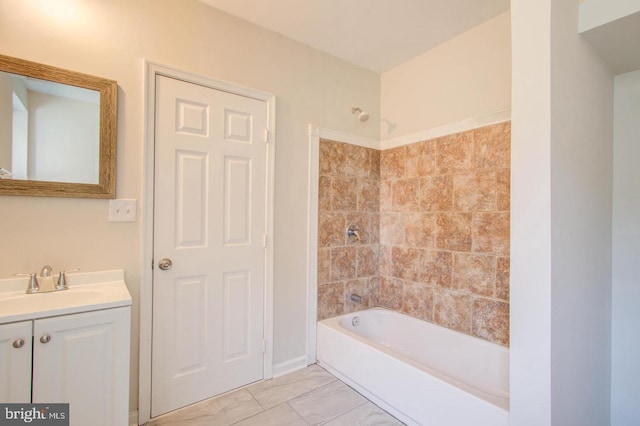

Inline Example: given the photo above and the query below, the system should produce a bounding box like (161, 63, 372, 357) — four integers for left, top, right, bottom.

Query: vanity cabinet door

(0, 321, 32, 402)
(32, 307, 130, 426)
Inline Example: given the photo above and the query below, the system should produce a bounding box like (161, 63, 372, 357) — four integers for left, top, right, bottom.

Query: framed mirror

(0, 54, 117, 198)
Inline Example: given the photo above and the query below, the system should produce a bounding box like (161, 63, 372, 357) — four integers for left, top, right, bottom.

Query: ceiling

(198, 0, 510, 73)
(579, 2, 640, 75)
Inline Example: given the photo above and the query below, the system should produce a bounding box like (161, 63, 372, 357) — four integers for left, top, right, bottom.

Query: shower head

(351, 107, 370, 122)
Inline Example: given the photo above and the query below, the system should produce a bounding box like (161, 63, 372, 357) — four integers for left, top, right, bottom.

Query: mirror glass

(0, 54, 117, 198)
(0, 71, 100, 184)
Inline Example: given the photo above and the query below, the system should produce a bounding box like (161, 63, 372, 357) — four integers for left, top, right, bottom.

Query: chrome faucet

(38, 265, 54, 291)
(13, 272, 40, 294)
(56, 268, 78, 291)
(40, 265, 52, 278)
(13, 265, 78, 294)
(350, 293, 364, 304)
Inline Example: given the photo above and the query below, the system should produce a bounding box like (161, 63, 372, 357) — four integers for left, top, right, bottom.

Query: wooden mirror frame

(0, 54, 117, 198)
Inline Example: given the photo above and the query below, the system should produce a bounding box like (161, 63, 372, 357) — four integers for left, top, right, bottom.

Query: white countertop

(0, 269, 132, 323)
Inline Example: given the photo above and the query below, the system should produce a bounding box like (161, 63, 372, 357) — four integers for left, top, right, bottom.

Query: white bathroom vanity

(0, 270, 131, 426)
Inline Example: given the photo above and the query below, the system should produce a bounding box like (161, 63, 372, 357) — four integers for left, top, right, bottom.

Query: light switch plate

(109, 199, 137, 222)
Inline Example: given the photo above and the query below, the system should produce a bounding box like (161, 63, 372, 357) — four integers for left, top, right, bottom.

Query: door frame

(139, 61, 276, 425)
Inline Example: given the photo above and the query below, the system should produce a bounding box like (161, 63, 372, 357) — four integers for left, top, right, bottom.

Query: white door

(0, 321, 32, 403)
(152, 75, 267, 417)
(32, 308, 131, 426)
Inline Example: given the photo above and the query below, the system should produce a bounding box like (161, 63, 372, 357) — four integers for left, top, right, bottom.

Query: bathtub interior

(325, 308, 510, 409)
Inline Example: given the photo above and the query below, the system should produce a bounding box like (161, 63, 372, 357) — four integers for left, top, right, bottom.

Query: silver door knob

(13, 338, 25, 348)
(158, 258, 173, 270)
(40, 334, 51, 344)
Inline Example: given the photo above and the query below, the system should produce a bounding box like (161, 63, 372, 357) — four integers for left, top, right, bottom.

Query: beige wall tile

(454, 171, 497, 211)
(357, 178, 380, 212)
(380, 213, 405, 245)
(380, 180, 392, 212)
(436, 132, 474, 174)
(496, 257, 510, 301)
(319, 140, 346, 175)
(343, 143, 371, 178)
(319, 175, 332, 211)
(369, 277, 381, 307)
(318, 212, 346, 247)
(418, 250, 453, 288)
(368, 213, 380, 244)
(392, 179, 420, 212)
(357, 245, 379, 277)
(381, 146, 405, 179)
(379, 277, 404, 310)
(497, 168, 510, 211)
(317, 248, 331, 285)
(379, 245, 392, 277)
(369, 148, 381, 179)
(318, 282, 345, 321)
(434, 290, 472, 333)
(404, 213, 436, 249)
(420, 175, 454, 212)
(452, 253, 497, 296)
(391, 246, 421, 282)
(402, 282, 434, 321)
(473, 122, 511, 169)
(330, 246, 357, 281)
(472, 212, 510, 255)
(471, 298, 509, 345)
(405, 140, 436, 177)
(331, 176, 358, 211)
(436, 213, 473, 251)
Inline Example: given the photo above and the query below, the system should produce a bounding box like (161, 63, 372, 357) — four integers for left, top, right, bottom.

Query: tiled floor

(148, 364, 404, 425)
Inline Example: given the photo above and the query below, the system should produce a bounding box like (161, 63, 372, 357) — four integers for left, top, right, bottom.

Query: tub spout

(350, 293, 364, 304)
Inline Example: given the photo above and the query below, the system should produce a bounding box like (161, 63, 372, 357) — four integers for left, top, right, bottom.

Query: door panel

(152, 75, 267, 417)
(175, 150, 208, 247)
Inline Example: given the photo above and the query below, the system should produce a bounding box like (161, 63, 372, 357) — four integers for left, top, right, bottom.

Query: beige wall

(380, 11, 511, 140)
(0, 0, 380, 414)
(611, 69, 640, 426)
(510, 0, 613, 424)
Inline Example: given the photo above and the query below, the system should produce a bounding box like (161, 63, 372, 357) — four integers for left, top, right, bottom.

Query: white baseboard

(129, 410, 139, 426)
(272, 355, 309, 377)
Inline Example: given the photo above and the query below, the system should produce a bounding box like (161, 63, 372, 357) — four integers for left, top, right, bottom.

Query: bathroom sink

(0, 270, 131, 323)
(0, 288, 102, 309)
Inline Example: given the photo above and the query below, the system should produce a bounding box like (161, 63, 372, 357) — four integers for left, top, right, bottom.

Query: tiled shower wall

(379, 122, 510, 345)
(317, 122, 510, 346)
(317, 140, 381, 320)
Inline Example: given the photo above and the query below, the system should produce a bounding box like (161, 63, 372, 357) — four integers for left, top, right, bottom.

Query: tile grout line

(317, 399, 371, 426)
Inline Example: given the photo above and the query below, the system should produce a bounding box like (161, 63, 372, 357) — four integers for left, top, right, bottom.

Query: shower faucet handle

(346, 225, 360, 242)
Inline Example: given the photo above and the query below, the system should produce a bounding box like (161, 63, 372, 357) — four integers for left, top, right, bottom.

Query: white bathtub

(316, 308, 509, 426)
